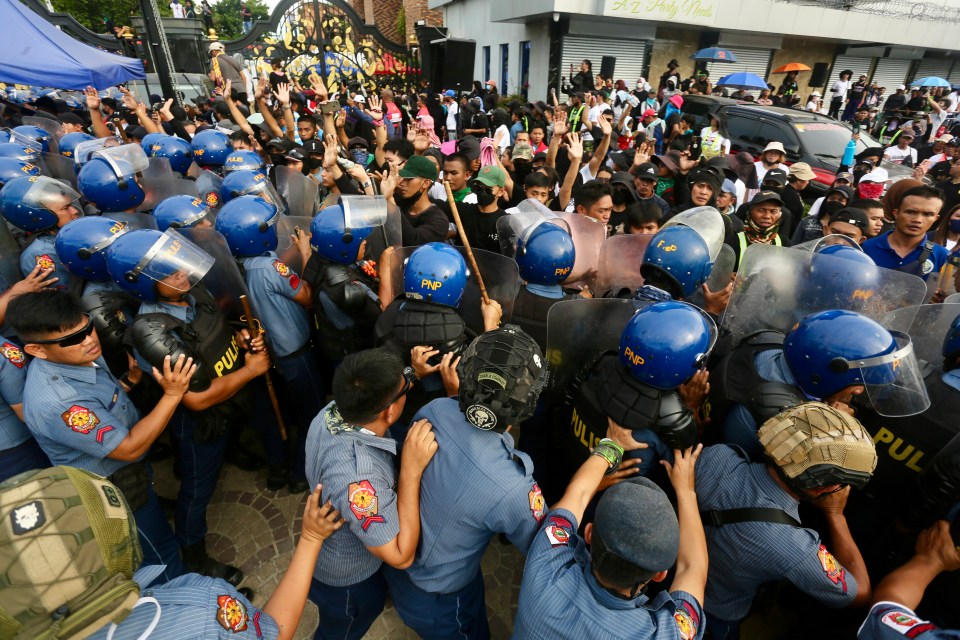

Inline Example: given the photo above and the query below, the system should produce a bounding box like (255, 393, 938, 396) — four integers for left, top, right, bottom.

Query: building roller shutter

(706, 47, 773, 96)
(871, 58, 912, 93)
(560, 36, 648, 99)
(912, 58, 954, 85)
(829, 55, 873, 95)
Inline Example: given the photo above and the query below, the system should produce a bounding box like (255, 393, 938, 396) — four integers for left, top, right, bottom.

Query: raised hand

(273, 82, 291, 107)
(567, 132, 583, 161)
(84, 86, 101, 111)
(323, 133, 339, 169)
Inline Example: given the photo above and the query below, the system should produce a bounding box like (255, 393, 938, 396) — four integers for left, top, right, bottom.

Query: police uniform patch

(11, 500, 45, 535)
(348, 480, 386, 531)
(528, 483, 545, 522)
(673, 602, 699, 640)
(465, 404, 497, 430)
(61, 405, 100, 434)
(215, 594, 249, 632)
(922, 259, 934, 275)
(35, 254, 55, 271)
(817, 544, 847, 592)
(544, 524, 569, 547)
(0, 342, 25, 368)
(880, 610, 920, 631)
(205, 191, 220, 208)
(273, 260, 301, 289)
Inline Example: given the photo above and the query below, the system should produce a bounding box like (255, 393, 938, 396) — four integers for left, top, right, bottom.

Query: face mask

(351, 149, 369, 165)
(393, 188, 423, 208)
(475, 190, 498, 207)
(611, 190, 628, 206)
(269, 153, 284, 166)
(950, 219, 960, 233)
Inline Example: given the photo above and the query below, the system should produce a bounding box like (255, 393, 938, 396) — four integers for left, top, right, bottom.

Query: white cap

(354, 95, 366, 103)
(208, 41, 225, 52)
(898, 84, 906, 91)
(860, 167, 889, 183)
(763, 141, 786, 154)
(811, 91, 821, 96)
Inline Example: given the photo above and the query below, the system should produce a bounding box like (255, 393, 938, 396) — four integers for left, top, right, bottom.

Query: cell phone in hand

(852, 122, 861, 135)
(688, 135, 702, 161)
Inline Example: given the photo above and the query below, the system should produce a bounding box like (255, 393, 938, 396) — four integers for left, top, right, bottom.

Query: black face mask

(394, 188, 423, 208)
(269, 153, 285, 166)
(612, 189, 629, 206)
(475, 190, 498, 207)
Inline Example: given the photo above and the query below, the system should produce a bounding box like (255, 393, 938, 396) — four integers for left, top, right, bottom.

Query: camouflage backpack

(0, 466, 142, 640)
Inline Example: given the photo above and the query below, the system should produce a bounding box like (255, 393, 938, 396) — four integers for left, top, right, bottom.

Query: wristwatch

(361, 180, 372, 189)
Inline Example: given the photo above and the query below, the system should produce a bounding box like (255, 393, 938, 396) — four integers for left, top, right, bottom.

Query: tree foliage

(210, 0, 271, 39)
(50, 0, 138, 34)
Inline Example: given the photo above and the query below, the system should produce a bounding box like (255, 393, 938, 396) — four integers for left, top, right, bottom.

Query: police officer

(296, 202, 383, 362)
(304, 348, 438, 639)
(514, 438, 707, 639)
(191, 129, 233, 173)
(0, 331, 49, 482)
(383, 326, 546, 639)
(0, 157, 41, 187)
(550, 302, 714, 499)
(76, 143, 148, 214)
(215, 195, 318, 492)
(58, 131, 95, 161)
(148, 135, 194, 177)
(153, 195, 216, 232)
(55, 216, 141, 375)
(695, 403, 877, 639)
(0, 466, 343, 640)
(106, 228, 271, 585)
(1, 175, 82, 291)
(223, 149, 266, 174)
(221, 169, 287, 212)
(7, 290, 196, 582)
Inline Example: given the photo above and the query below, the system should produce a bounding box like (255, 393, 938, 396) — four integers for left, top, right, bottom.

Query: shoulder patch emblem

(880, 610, 920, 631)
(35, 254, 55, 271)
(348, 480, 386, 531)
(673, 601, 700, 640)
(216, 594, 249, 632)
(528, 483, 545, 523)
(205, 191, 220, 208)
(544, 524, 570, 547)
(0, 342, 25, 368)
(273, 260, 291, 277)
(465, 404, 497, 430)
(817, 544, 847, 592)
(61, 405, 100, 434)
(11, 500, 45, 535)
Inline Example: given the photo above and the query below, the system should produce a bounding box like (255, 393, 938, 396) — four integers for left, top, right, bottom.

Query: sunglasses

(368, 368, 417, 417)
(30, 314, 95, 348)
(471, 181, 496, 195)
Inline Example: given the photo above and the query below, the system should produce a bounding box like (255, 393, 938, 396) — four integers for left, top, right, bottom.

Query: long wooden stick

(444, 179, 490, 305)
(239, 294, 288, 440)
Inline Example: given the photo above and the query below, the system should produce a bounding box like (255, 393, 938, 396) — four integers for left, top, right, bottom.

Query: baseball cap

(762, 141, 786, 155)
(353, 95, 366, 104)
(444, 90, 456, 97)
(266, 137, 295, 152)
(898, 129, 915, 139)
(749, 190, 784, 207)
(641, 108, 657, 118)
(609, 149, 635, 169)
(828, 207, 870, 232)
(592, 477, 680, 580)
(457, 136, 481, 161)
(898, 84, 906, 91)
(834, 172, 854, 185)
(762, 168, 788, 187)
(689, 166, 723, 191)
(474, 165, 506, 188)
(532, 151, 547, 164)
(285, 147, 305, 162)
(398, 155, 439, 181)
(301, 139, 324, 156)
(788, 162, 817, 181)
(208, 41, 225, 52)
(633, 162, 658, 180)
(935, 134, 955, 143)
(859, 167, 889, 183)
(347, 136, 369, 150)
(721, 178, 736, 194)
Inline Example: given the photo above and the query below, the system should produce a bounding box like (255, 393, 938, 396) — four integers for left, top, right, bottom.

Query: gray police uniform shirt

(405, 397, 544, 594)
(695, 445, 857, 621)
(514, 507, 705, 640)
(858, 602, 960, 639)
(19, 234, 73, 290)
(239, 252, 309, 358)
(23, 357, 139, 477)
(305, 401, 401, 587)
(0, 335, 31, 450)
(88, 565, 280, 640)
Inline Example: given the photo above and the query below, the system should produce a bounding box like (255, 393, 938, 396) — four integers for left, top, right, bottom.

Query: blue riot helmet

(0, 142, 41, 164)
(808, 243, 880, 306)
(309, 203, 375, 264)
(0, 176, 82, 232)
(214, 196, 280, 257)
(403, 242, 469, 307)
(59, 132, 95, 159)
(140, 132, 166, 155)
(77, 144, 149, 212)
(224, 150, 266, 174)
(148, 136, 193, 176)
(784, 309, 929, 416)
(191, 129, 231, 168)
(515, 221, 576, 285)
(12, 125, 53, 153)
(105, 228, 214, 302)
(0, 158, 41, 186)
(618, 300, 717, 390)
(153, 195, 215, 231)
(55, 216, 130, 281)
(221, 169, 285, 212)
(944, 312, 960, 362)
(639, 226, 713, 298)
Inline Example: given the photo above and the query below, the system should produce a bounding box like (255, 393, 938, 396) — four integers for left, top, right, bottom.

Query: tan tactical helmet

(758, 402, 878, 490)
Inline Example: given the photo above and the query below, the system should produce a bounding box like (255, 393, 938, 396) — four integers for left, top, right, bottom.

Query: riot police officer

(7, 290, 197, 583)
(1, 175, 83, 291)
(106, 228, 271, 585)
(0, 157, 41, 187)
(148, 135, 194, 177)
(224, 149, 266, 174)
(153, 195, 216, 232)
(77, 143, 149, 213)
(215, 195, 318, 492)
(0, 330, 49, 482)
(191, 129, 232, 172)
(58, 131, 95, 161)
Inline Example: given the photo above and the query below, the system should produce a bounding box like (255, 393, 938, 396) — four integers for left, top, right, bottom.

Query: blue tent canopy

(0, 0, 145, 90)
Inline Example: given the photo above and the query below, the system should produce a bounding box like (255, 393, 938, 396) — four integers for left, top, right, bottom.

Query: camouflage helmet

(758, 402, 877, 491)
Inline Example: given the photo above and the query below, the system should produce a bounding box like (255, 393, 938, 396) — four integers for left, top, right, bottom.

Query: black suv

(659, 95, 912, 197)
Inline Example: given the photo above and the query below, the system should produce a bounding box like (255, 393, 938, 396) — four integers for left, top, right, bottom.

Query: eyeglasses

(29, 314, 95, 348)
(471, 181, 496, 195)
(368, 368, 416, 417)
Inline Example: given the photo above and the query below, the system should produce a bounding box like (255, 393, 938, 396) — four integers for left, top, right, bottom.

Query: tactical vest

(705, 331, 806, 434)
(510, 287, 572, 353)
(81, 286, 139, 376)
(311, 260, 381, 360)
(857, 369, 960, 502)
(375, 298, 471, 362)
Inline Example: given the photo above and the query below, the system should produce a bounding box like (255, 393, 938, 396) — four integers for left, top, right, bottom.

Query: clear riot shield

(685, 244, 737, 309)
(110, 212, 159, 232)
(22, 117, 61, 153)
(558, 212, 606, 287)
(593, 234, 653, 297)
(274, 214, 314, 274)
(544, 298, 646, 396)
(274, 165, 319, 218)
(0, 219, 21, 287)
(385, 246, 521, 333)
(791, 234, 863, 252)
(661, 206, 725, 260)
(338, 195, 399, 263)
(73, 138, 120, 168)
(177, 226, 250, 318)
(194, 170, 224, 210)
(885, 303, 960, 366)
(139, 157, 193, 212)
(947, 293, 960, 304)
(720, 243, 928, 346)
(497, 200, 563, 258)
(41, 152, 77, 189)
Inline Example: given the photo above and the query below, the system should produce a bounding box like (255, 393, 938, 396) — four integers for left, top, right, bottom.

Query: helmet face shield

(127, 229, 214, 294)
(93, 144, 150, 179)
(833, 331, 929, 417)
(25, 176, 82, 220)
(74, 137, 121, 167)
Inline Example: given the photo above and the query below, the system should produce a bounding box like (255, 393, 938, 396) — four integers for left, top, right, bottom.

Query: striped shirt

(88, 566, 279, 639)
(0, 335, 30, 449)
(514, 507, 705, 639)
(240, 252, 310, 358)
(404, 397, 543, 593)
(23, 357, 139, 477)
(305, 401, 400, 587)
(695, 445, 857, 621)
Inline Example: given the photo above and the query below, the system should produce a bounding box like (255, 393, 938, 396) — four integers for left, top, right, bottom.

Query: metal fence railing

(769, 0, 960, 24)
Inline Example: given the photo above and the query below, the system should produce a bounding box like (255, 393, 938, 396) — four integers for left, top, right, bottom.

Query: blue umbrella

(913, 76, 951, 88)
(716, 72, 769, 90)
(690, 47, 737, 63)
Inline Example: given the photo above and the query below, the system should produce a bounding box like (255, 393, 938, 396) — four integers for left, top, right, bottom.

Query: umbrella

(772, 62, 811, 73)
(690, 47, 737, 63)
(716, 72, 769, 91)
(913, 76, 951, 88)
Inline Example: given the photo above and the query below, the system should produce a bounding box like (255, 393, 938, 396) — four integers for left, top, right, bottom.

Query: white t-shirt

(170, 2, 185, 17)
(928, 109, 948, 143)
(831, 79, 850, 102)
(445, 102, 458, 132)
(494, 125, 510, 154)
(883, 145, 917, 166)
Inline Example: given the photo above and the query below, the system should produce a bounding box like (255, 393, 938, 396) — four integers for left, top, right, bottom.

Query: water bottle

(841, 138, 856, 168)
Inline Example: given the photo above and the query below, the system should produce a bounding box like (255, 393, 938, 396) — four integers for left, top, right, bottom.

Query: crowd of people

(1, 47, 960, 640)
